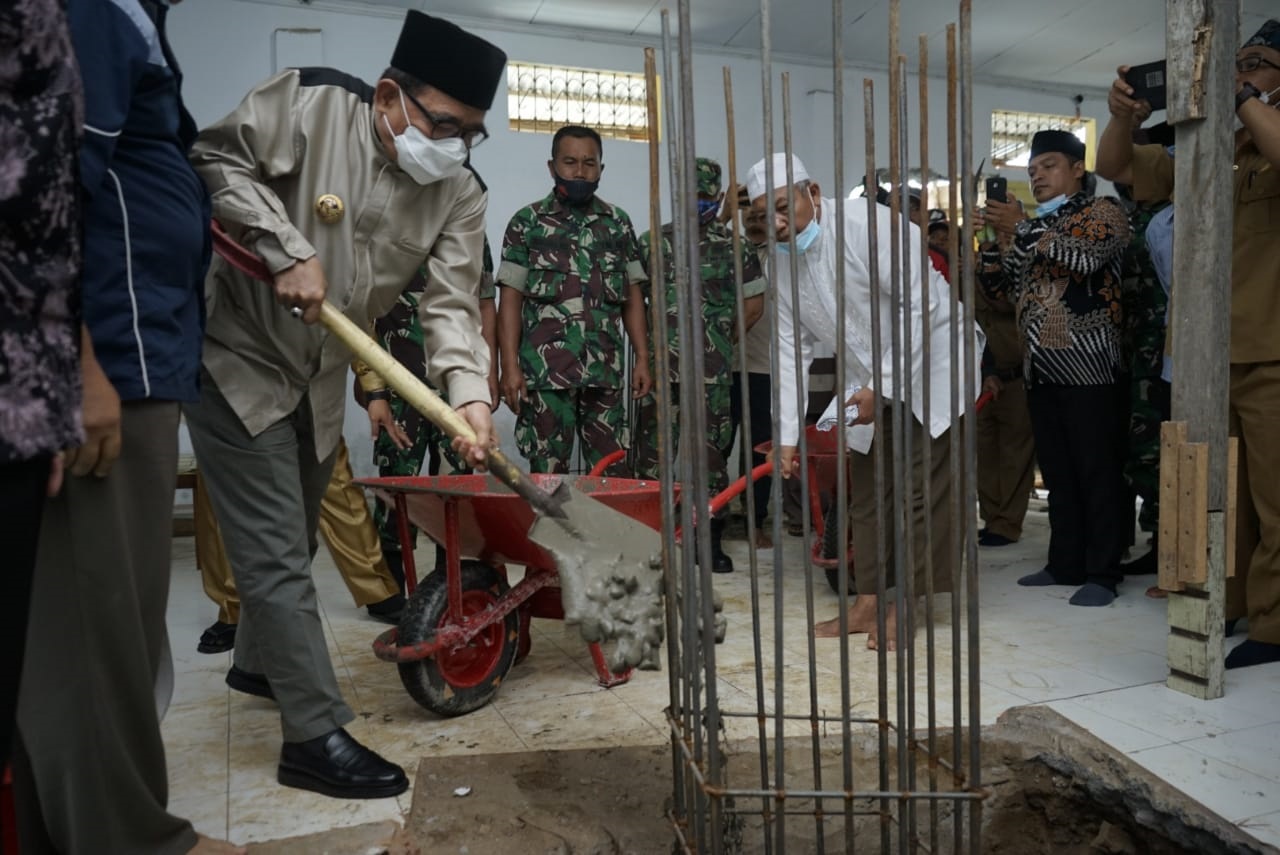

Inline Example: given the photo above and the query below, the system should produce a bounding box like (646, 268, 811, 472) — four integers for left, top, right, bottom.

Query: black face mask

(553, 173, 599, 206)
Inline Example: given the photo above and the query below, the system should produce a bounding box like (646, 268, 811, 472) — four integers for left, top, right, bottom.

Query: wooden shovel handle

(210, 221, 564, 520)
(315, 304, 563, 518)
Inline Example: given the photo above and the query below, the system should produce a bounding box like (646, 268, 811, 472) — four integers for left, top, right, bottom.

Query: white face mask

(382, 88, 468, 185)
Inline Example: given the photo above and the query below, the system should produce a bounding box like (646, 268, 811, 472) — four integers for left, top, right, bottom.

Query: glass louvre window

(507, 61, 650, 142)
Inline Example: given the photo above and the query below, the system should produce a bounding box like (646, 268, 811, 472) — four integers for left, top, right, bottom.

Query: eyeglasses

(1236, 55, 1280, 74)
(402, 88, 489, 148)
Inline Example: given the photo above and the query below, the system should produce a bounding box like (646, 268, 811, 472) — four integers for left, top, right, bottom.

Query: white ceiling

(314, 0, 1274, 92)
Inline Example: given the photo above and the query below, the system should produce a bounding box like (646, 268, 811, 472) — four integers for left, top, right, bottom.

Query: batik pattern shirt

(979, 192, 1131, 387)
(0, 0, 83, 462)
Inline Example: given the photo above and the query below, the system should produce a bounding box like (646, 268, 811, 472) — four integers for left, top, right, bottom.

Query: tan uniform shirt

(189, 68, 490, 460)
(974, 288, 1022, 376)
(1131, 141, 1280, 364)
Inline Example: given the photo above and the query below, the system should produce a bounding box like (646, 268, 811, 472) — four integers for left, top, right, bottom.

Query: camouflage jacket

(496, 192, 647, 390)
(1119, 200, 1170, 380)
(639, 220, 766, 385)
(357, 236, 494, 395)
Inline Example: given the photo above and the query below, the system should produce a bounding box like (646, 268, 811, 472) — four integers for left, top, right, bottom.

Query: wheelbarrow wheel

(397, 560, 519, 717)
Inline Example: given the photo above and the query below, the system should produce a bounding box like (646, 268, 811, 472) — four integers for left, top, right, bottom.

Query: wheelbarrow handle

(210, 221, 566, 521)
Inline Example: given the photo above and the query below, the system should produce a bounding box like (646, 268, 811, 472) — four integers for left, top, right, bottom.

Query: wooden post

(1161, 0, 1237, 700)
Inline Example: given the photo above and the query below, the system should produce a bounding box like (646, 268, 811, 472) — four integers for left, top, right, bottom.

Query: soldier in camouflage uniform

(1117, 191, 1172, 576)
(357, 236, 499, 584)
(634, 158, 766, 572)
(496, 125, 651, 473)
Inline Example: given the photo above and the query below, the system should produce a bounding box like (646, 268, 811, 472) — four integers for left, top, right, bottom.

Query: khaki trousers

(195, 437, 398, 625)
(976, 378, 1036, 541)
(1227, 361, 1280, 643)
(848, 410, 954, 597)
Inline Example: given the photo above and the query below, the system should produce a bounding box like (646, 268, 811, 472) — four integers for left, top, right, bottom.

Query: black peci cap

(1030, 129, 1086, 162)
(390, 11, 507, 111)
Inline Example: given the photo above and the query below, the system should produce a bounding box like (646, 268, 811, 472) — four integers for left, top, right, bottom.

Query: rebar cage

(647, 2, 985, 852)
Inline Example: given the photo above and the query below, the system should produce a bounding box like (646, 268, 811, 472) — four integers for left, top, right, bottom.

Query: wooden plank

(1163, 0, 1234, 701)
(1166, 672, 1213, 700)
(1168, 631, 1210, 679)
(1167, 591, 1210, 636)
(1158, 421, 1187, 592)
(1177, 442, 1209, 586)
(1226, 437, 1239, 578)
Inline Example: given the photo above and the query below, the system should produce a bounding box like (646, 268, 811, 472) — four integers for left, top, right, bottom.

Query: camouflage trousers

(632, 382, 734, 498)
(515, 387, 628, 474)
(1125, 375, 1171, 532)
(373, 390, 466, 550)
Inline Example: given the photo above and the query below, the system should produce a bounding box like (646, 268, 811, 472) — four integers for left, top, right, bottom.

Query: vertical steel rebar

(943, 21, 966, 852)
(646, 45, 687, 847)
(827, 0, 856, 850)
(756, 2, 790, 850)
(659, 12, 706, 851)
(779, 71, 808, 855)
(862, 79, 893, 855)
(722, 67, 775, 854)
(958, 2, 983, 851)
(886, 4, 913, 851)
(915, 32, 941, 855)
(673, 2, 727, 850)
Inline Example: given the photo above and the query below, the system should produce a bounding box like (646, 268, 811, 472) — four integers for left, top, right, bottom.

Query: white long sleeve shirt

(774, 197, 984, 453)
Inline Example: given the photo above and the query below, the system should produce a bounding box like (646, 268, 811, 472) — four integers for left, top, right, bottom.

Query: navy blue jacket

(68, 0, 209, 402)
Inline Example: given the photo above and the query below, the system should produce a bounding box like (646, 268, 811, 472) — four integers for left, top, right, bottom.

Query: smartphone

(1125, 59, 1168, 111)
(985, 176, 1007, 204)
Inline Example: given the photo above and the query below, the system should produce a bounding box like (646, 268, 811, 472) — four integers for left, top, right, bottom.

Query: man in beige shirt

(1097, 19, 1280, 668)
(183, 11, 505, 799)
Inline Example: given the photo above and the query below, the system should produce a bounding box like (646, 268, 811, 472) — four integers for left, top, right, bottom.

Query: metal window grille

(990, 109, 1092, 168)
(507, 61, 651, 142)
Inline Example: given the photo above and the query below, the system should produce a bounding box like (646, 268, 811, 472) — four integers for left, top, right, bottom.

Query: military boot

(710, 518, 734, 574)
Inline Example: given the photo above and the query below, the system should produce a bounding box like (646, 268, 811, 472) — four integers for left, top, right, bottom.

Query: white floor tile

(1180, 723, 1280, 786)
(1066, 682, 1280, 744)
(1045, 699, 1171, 753)
(1127, 742, 1280, 823)
(160, 501, 1280, 850)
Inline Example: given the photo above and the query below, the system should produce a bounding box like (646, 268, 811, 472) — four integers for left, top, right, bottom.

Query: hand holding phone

(985, 176, 1008, 204)
(1124, 59, 1167, 111)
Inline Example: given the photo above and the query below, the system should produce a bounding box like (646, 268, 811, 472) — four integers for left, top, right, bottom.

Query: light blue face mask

(779, 218, 822, 254)
(1036, 193, 1069, 218)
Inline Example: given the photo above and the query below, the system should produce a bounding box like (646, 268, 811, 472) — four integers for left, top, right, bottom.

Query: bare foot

(754, 528, 772, 549)
(867, 601, 898, 652)
(813, 595, 878, 637)
(188, 834, 247, 855)
(1145, 585, 1168, 599)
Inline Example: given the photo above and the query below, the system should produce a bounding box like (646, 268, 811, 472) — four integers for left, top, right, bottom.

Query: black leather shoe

(226, 665, 275, 700)
(198, 620, 237, 654)
(278, 728, 409, 799)
(366, 593, 405, 625)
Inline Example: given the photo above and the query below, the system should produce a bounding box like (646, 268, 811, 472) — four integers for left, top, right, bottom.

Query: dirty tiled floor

(162, 506, 1280, 850)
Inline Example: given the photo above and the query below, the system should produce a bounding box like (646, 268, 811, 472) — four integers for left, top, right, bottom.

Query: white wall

(169, 0, 1112, 476)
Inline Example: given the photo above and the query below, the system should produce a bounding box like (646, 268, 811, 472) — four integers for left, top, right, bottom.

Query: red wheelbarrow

(603, 391, 996, 597)
(357, 472, 669, 717)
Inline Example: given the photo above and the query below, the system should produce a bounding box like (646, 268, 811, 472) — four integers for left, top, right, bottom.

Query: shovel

(210, 221, 667, 671)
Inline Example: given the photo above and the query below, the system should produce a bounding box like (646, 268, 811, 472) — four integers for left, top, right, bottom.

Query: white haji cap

(746, 153, 810, 201)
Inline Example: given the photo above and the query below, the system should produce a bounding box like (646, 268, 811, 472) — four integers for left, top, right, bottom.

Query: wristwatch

(1236, 82, 1261, 112)
(366, 389, 392, 402)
